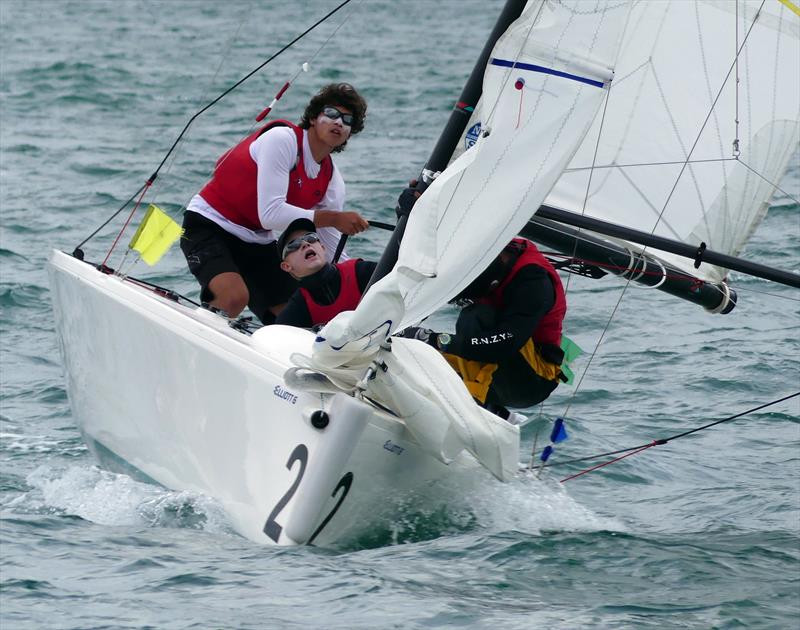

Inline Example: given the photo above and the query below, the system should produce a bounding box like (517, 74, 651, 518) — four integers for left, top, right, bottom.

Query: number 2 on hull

(263, 444, 308, 543)
(263, 443, 355, 545)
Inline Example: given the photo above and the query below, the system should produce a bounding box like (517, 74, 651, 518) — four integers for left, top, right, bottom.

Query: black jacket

(275, 260, 377, 329)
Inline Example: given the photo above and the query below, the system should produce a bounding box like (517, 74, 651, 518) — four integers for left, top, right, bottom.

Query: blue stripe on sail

(490, 58, 605, 88)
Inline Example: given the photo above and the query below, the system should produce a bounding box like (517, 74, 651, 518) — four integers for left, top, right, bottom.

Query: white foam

(15, 464, 234, 535)
(356, 465, 625, 545)
(474, 471, 626, 534)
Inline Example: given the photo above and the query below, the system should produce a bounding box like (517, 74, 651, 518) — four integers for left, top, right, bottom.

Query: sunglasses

(282, 232, 320, 259)
(321, 106, 354, 127)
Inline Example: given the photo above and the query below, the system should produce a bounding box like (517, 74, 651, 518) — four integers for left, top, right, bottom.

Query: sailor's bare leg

(207, 272, 249, 317)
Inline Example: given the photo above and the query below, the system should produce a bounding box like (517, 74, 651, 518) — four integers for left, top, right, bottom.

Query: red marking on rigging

(101, 180, 152, 270)
(560, 440, 662, 483)
(256, 81, 291, 122)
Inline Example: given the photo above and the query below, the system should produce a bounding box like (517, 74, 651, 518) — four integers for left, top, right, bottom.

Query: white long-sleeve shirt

(187, 126, 348, 258)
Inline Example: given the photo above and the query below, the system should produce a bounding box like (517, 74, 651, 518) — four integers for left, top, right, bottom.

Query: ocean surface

(1, 1, 798, 628)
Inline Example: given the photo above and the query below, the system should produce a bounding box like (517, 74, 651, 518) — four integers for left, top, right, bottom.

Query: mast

(366, 0, 528, 290)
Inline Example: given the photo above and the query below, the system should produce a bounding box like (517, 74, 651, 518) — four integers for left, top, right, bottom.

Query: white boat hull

(47, 250, 489, 546)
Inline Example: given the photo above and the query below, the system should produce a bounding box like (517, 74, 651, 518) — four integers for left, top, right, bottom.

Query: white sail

(314, 0, 630, 362)
(545, 0, 800, 284)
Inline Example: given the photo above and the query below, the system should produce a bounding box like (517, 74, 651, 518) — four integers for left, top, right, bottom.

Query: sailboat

(47, 0, 799, 547)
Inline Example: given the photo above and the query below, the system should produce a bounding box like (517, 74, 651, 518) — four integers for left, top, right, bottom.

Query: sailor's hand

(332, 211, 369, 235)
(313, 209, 369, 235)
(397, 179, 422, 217)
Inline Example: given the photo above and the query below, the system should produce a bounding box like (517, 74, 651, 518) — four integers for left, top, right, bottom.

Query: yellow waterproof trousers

(442, 338, 562, 404)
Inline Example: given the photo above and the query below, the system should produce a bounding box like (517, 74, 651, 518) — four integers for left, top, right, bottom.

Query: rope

(560, 441, 660, 482)
(535, 8, 623, 447)
(736, 158, 800, 206)
(545, 250, 710, 286)
(73, 183, 146, 256)
(144, 4, 255, 210)
(546, 2, 772, 430)
(74, 0, 355, 256)
(100, 184, 152, 268)
(546, 391, 800, 482)
(563, 157, 739, 172)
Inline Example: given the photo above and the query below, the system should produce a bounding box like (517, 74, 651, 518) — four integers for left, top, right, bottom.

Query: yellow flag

(128, 204, 183, 266)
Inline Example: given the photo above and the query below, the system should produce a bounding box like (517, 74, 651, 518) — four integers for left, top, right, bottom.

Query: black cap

(277, 218, 317, 259)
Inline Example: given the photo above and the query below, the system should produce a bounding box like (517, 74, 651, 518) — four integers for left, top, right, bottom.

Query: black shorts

(180, 211, 297, 322)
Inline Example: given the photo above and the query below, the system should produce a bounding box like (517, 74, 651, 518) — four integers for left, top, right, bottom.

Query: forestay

(544, 0, 800, 284)
(313, 0, 630, 363)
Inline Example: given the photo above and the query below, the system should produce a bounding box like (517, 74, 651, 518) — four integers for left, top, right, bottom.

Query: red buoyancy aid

(479, 238, 566, 345)
(300, 259, 363, 327)
(199, 120, 333, 231)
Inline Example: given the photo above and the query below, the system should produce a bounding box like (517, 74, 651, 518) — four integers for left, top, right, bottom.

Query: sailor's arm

(252, 127, 315, 231)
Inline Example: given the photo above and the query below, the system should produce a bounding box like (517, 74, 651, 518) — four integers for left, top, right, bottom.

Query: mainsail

(314, 0, 631, 362)
(544, 0, 799, 285)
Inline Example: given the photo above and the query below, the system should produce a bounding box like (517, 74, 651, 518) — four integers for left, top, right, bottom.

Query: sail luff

(365, 0, 529, 293)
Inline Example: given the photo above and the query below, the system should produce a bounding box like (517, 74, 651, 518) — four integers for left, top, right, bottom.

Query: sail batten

(489, 58, 608, 88)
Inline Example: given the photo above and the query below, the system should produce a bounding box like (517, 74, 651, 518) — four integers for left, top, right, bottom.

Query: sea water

(1, 2, 798, 628)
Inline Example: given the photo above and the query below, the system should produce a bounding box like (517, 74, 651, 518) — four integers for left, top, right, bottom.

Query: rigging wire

(736, 158, 800, 207)
(529, 85, 623, 467)
(147, 3, 255, 204)
(120, 0, 363, 276)
(539, 391, 800, 482)
(117, 5, 256, 277)
(535, 0, 780, 452)
(74, 0, 355, 259)
(733, 0, 740, 157)
(562, 157, 797, 212)
(563, 157, 740, 171)
(641, 0, 767, 242)
(725, 284, 800, 303)
(529, 3, 638, 460)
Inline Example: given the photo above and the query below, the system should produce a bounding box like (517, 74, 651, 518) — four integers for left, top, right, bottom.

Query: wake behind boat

(48, 0, 799, 547)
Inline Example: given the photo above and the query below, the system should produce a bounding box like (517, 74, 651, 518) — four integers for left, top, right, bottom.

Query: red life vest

(479, 238, 566, 345)
(300, 259, 363, 326)
(199, 120, 333, 231)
